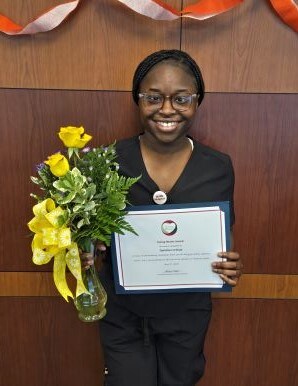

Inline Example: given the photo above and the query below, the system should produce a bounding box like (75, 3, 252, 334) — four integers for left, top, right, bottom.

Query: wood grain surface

(0, 297, 104, 386)
(0, 0, 182, 90)
(0, 272, 297, 299)
(0, 297, 296, 386)
(182, 0, 298, 92)
(198, 299, 298, 386)
(1, 1, 297, 92)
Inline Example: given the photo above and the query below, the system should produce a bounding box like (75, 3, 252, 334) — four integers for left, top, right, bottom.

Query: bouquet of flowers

(27, 126, 138, 321)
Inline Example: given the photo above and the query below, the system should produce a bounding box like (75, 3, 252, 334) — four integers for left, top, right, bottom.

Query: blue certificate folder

(111, 201, 232, 294)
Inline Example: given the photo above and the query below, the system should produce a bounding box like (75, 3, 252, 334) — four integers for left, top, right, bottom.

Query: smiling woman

(137, 61, 199, 150)
(93, 49, 243, 386)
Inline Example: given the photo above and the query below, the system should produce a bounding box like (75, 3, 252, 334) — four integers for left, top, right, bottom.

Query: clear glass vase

(74, 241, 107, 322)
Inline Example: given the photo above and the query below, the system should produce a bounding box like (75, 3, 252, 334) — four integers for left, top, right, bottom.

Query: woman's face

(138, 62, 198, 145)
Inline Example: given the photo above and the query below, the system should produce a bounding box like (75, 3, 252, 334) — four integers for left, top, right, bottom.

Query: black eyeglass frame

(138, 92, 199, 112)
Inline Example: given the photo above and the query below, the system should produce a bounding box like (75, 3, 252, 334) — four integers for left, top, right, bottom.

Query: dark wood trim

(0, 272, 297, 299)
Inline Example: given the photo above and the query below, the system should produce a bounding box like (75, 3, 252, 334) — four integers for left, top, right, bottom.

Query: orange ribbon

(182, 0, 245, 18)
(117, 0, 244, 20)
(0, 0, 297, 35)
(0, 0, 80, 35)
(268, 0, 298, 32)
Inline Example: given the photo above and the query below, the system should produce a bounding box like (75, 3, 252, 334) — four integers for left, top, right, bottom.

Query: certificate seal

(161, 220, 177, 236)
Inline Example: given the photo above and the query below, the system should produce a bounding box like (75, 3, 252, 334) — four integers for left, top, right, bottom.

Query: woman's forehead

(140, 62, 197, 90)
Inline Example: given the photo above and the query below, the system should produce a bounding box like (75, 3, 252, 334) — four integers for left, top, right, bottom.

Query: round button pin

(153, 191, 167, 205)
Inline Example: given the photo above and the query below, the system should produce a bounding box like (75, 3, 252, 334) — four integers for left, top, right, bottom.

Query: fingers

(218, 251, 240, 261)
(96, 242, 106, 252)
(214, 252, 243, 270)
(79, 242, 107, 270)
(212, 251, 243, 286)
(80, 252, 94, 270)
(219, 274, 240, 287)
(95, 242, 107, 257)
(212, 261, 242, 274)
(212, 266, 238, 276)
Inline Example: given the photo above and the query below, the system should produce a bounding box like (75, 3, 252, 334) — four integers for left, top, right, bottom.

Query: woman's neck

(139, 133, 190, 156)
(139, 133, 193, 193)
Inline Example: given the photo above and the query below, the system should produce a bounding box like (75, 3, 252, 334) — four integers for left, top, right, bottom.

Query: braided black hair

(132, 49, 205, 106)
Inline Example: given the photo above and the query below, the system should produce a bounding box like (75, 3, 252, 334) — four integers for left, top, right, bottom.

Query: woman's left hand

(212, 251, 243, 286)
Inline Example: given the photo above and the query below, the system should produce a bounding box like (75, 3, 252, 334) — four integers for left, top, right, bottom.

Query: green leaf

(57, 191, 76, 204)
(73, 204, 82, 213)
(30, 176, 40, 185)
(77, 219, 85, 229)
(68, 147, 74, 159)
(84, 201, 96, 211)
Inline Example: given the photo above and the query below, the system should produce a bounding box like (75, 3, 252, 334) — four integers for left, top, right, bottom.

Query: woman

(84, 49, 242, 386)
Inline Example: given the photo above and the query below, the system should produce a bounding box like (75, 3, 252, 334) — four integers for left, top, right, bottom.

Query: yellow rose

(44, 153, 69, 177)
(58, 126, 92, 148)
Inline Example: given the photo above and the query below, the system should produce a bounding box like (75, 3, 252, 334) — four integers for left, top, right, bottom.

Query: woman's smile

(154, 120, 181, 131)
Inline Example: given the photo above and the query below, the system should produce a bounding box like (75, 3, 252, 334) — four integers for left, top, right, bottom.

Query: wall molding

(0, 272, 297, 299)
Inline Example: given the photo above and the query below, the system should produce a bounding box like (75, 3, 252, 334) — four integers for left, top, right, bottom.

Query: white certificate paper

(111, 202, 231, 294)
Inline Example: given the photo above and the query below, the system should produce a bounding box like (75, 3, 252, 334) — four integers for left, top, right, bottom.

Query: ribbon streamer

(117, 0, 179, 20)
(0, 0, 297, 35)
(0, 0, 80, 35)
(28, 198, 87, 301)
(268, 0, 298, 32)
(118, 0, 244, 20)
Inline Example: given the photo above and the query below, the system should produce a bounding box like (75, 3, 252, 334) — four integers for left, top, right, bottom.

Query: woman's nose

(159, 96, 176, 114)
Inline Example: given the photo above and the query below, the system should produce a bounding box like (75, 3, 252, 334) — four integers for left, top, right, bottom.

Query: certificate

(111, 201, 231, 294)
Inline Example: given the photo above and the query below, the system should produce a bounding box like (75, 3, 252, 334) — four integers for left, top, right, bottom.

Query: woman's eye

(174, 95, 189, 105)
(147, 95, 162, 104)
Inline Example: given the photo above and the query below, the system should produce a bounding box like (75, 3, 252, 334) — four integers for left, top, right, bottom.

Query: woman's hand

(80, 242, 107, 270)
(212, 251, 242, 286)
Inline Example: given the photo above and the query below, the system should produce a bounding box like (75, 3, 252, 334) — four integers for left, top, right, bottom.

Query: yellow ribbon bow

(28, 198, 87, 301)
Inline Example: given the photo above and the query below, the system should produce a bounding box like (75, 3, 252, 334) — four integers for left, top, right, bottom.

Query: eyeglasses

(138, 92, 198, 112)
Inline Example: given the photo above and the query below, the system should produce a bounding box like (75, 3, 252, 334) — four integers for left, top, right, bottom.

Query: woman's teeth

(157, 121, 176, 127)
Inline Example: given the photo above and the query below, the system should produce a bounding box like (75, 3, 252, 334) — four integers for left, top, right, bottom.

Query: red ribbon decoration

(0, 0, 297, 35)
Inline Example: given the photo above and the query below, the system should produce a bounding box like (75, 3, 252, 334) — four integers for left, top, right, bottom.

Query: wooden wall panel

(197, 299, 298, 386)
(0, 297, 296, 386)
(0, 90, 297, 274)
(1, 272, 298, 299)
(182, 0, 298, 93)
(0, 0, 65, 24)
(0, 0, 182, 90)
(0, 297, 104, 386)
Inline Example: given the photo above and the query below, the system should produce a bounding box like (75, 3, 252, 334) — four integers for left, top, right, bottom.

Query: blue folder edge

(111, 201, 232, 294)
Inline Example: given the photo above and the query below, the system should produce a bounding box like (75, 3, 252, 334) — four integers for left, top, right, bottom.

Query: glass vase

(74, 241, 107, 322)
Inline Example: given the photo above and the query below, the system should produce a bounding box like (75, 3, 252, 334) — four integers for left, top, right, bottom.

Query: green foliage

(30, 143, 140, 247)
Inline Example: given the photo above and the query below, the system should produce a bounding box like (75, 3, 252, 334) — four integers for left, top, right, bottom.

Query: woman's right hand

(80, 242, 107, 270)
